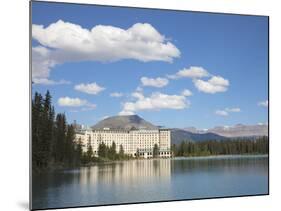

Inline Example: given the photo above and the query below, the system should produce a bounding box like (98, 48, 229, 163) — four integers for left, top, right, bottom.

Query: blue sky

(31, 1, 268, 129)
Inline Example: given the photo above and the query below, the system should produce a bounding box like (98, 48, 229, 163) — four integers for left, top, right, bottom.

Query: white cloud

(141, 77, 169, 88)
(258, 122, 268, 126)
(100, 115, 110, 120)
(223, 125, 230, 129)
(58, 97, 88, 107)
(167, 66, 229, 95)
(167, 66, 209, 79)
(110, 92, 123, 97)
(120, 92, 189, 114)
(215, 110, 229, 116)
(58, 97, 96, 111)
(118, 110, 135, 116)
(74, 82, 105, 95)
(32, 20, 180, 82)
(132, 91, 145, 100)
(32, 46, 56, 80)
(33, 78, 71, 85)
(193, 76, 229, 94)
(258, 100, 268, 107)
(215, 107, 241, 117)
(181, 89, 193, 97)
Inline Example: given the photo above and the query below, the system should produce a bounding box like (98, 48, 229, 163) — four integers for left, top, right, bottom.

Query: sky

(31, 1, 269, 129)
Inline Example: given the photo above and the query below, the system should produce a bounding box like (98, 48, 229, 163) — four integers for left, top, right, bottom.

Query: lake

(32, 155, 268, 209)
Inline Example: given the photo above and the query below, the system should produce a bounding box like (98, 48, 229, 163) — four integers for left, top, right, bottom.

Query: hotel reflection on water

(79, 159, 171, 185)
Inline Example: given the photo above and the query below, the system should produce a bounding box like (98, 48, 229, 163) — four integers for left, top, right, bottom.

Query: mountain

(184, 124, 268, 138)
(92, 115, 266, 144)
(92, 115, 158, 130)
(171, 129, 228, 145)
(92, 115, 228, 144)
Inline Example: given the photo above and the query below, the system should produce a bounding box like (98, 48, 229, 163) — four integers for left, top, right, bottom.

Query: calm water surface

(32, 155, 268, 209)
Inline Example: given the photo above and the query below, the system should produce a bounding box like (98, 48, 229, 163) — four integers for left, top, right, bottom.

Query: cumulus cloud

(33, 78, 71, 85)
(110, 92, 123, 97)
(32, 20, 180, 82)
(58, 97, 88, 107)
(167, 66, 209, 79)
(258, 100, 268, 107)
(141, 77, 169, 88)
(193, 76, 229, 94)
(215, 107, 241, 117)
(167, 66, 230, 95)
(74, 82, 105, 95)
(119, 110, 136, 116)
(119, 92, 189, 115)
(58, 97, 96, 110)
(32, 46, 57, 81)
(258, 122, 268, 126)
(132, 91, 145, 100)
(215, 110, 229, 116)
(181, 89, 193, 97)
(100, 115, 110, 120)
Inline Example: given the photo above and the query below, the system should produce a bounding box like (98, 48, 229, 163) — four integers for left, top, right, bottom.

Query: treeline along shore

(32, 90, 133, 172)
(32, 91, 268, 172)
(172, 137, 268, 157)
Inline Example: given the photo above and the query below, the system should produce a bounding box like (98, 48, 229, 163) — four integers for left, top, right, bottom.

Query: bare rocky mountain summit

(92, 115, 158, 130)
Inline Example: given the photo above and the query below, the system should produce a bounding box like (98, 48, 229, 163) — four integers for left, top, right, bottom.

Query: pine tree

(108, 142, 117, 160)
(153, 144, 159, 158)
(53, 113, 67, 163)
(98, 142, 107, 158)
(86, 136, 93, 162)
(40, 90, 54, 167)
(119, 144, 125, 159)
(65, 125, 76, 166)
(32, 92, 43, 169)
(75, 138, 83, 165)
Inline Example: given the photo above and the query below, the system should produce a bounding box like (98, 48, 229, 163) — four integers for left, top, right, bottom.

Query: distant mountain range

(170, 128, 227, 145)
(184, 124, 268, 138)
(92, 115, 268, 145)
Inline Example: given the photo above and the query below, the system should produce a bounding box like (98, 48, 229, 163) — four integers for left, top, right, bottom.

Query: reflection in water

(79, 159, 171, 186)
(32, 155, 268, 210)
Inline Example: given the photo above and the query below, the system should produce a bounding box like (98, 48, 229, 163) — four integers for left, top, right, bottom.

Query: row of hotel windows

(87, 138, 168, 142)
(89, 137, 165, 141)
(87, 149, 170, 155)
(80, 138, 169, 146)
(85, 142, 168, 150)
(88, 142, 160, 148)
(138, 151, 171, 156)
(86, 141, 169, 148)
(89, 133, 167, 137)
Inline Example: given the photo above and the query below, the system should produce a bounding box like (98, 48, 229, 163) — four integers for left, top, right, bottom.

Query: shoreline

(32, 154, 269, 174)
(172, 154, 268, 160)
(33, 154, 268, 173)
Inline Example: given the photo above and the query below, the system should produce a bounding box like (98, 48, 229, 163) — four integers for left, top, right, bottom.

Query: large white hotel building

(75, 128, 171, 158)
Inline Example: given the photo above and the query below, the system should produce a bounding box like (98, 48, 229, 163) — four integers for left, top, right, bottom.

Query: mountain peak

(93, 115, 158, 130)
